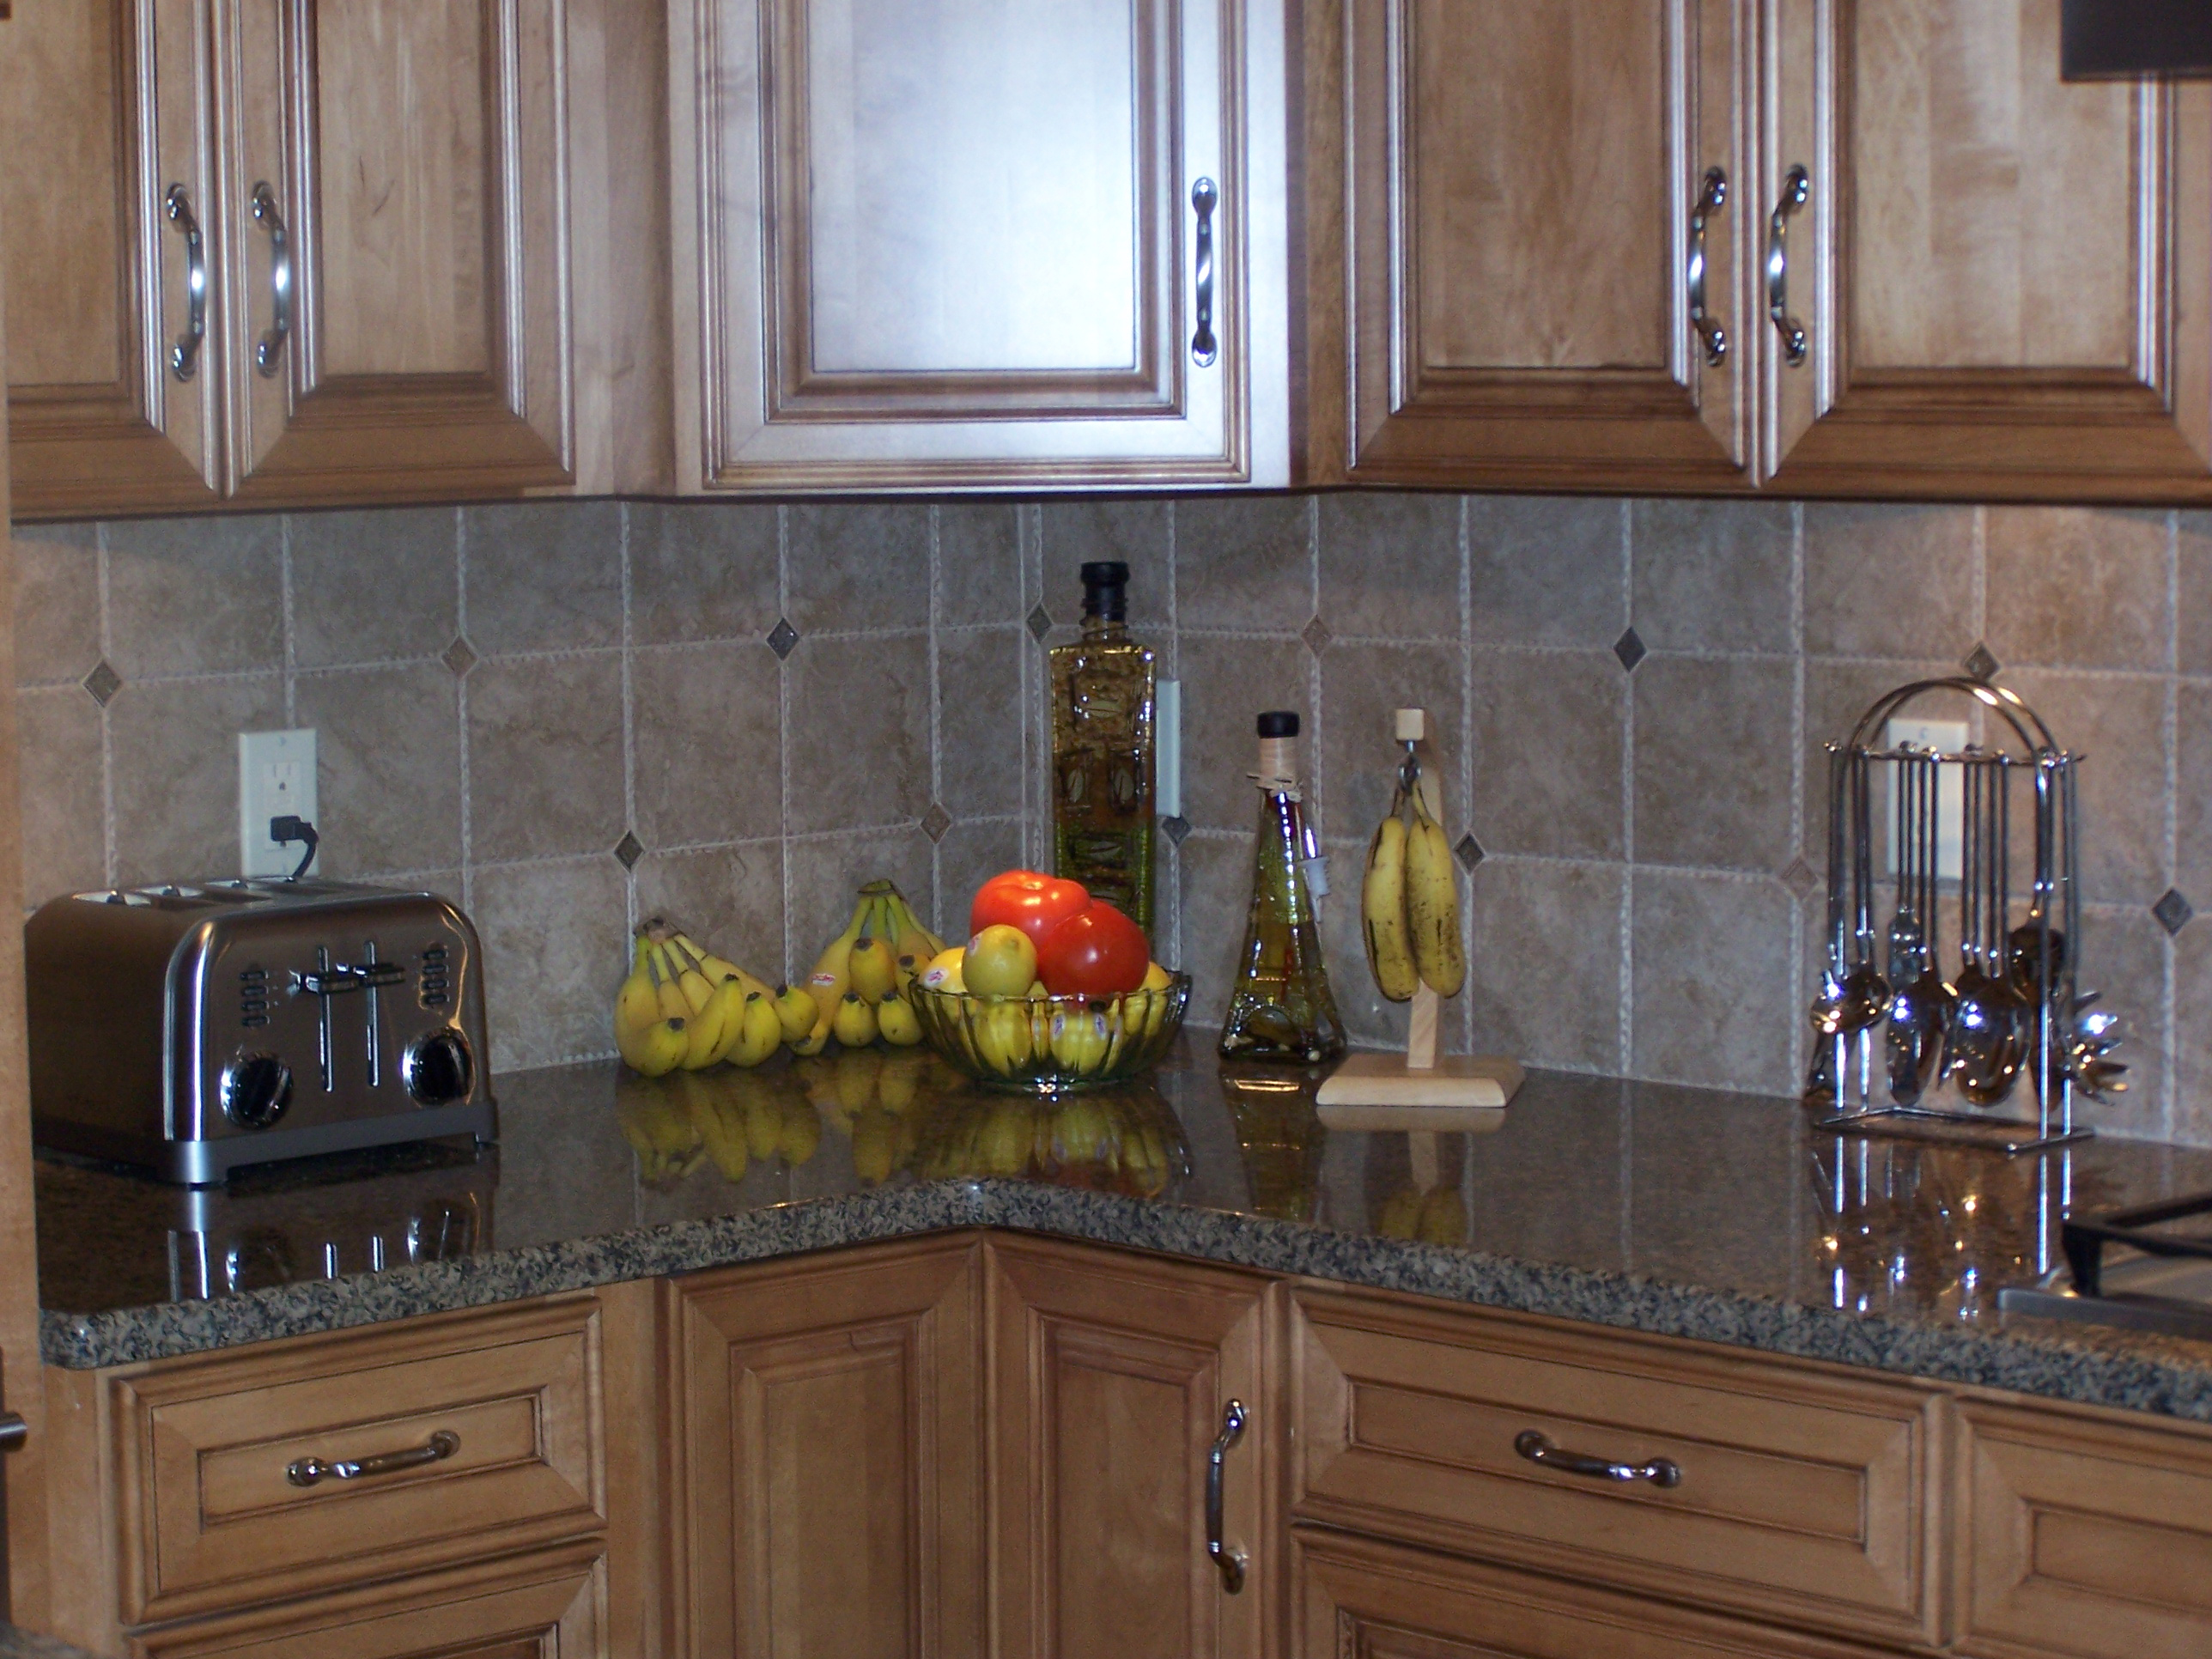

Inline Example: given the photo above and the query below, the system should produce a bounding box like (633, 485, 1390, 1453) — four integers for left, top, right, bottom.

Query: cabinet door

(2, 0, 223, 517)
(987, 1236, 1270, 1659)
(216, 0, 573, 502)
(1325, 0, 1751, 490)
(1764, 0, 2212, 500)
(676, 0, 1284, 490)
(668, 1236, 986, 1659)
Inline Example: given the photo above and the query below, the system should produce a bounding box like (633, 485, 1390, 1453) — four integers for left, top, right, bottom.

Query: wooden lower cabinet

(665, 1235, 987, 1659)
(986, 1235, 1273, 1659)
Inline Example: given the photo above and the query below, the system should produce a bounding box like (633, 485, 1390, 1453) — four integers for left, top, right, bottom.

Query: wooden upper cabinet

(673, 0, 1288, 490)
(1, 1, 224, 516)
(1763, 0, 2212, 500)
(1320, 0, 1752, 489)
(986, 1237, 1272, 1659)
(216, 0, 574, 502)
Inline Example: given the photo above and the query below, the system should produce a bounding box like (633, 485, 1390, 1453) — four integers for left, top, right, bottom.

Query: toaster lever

(293, 962, 403, 997)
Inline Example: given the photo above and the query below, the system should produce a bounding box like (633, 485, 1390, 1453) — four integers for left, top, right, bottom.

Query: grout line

(454, 507, 474, 915)
(2166, 508, 2183, 1139)
(619, 503, 638, 939)
(96, 522, 116, 888)
(1618, 498, 1636, 1075)
(776, 506, 793, 980)
(1168, 497, 1188, 969)
(1788, 500, 1808, 1087)
(278, 515, 296, 726)
(1458, 492, 1474, 1054)
(928, 504, 943, 928)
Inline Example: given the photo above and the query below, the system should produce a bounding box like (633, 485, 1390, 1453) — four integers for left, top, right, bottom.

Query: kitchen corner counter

(0, 1626, 108, 1659)
(33, 1039, 2212, 1422)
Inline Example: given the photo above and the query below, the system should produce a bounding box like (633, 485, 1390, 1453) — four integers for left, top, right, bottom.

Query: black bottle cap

(1256, 711, 1299, 738)
(1079, 561, 1129, 620)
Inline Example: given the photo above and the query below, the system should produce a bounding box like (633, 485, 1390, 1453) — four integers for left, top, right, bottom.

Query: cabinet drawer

(1292, 1288, 1938, 1645)
(1295, 1528, 1890, 1659)
(1960, 1401, 2212, 1659)
(112, 1297, 604, 1624)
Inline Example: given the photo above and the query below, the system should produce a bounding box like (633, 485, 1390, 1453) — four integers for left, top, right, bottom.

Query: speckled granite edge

(41, 1181, 2212, 1424)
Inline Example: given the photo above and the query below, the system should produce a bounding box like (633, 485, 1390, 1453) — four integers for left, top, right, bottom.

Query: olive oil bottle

(1049, 562, 1157, 933)
(1219, 712, 1346, 1064)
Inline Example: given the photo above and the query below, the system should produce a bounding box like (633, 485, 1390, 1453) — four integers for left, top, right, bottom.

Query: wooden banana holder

(1316, 709, 1523, 1130)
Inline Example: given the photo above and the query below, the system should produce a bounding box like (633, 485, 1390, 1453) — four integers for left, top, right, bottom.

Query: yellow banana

(848, 935, 898, 1003)
(800, 890, 875, 1039)
(832, 991, 880, 1048)
(880, 884, 946, 960)
(851, 1107, 899, 1185)
(684, 975, 744, 1068)
(777, 1099, 823, 1165)
(647, 945, 690, 1024)
(726, 992, 784, 1067)
(1404, 789, 1465, 997)
(691, 1080, 750, 1182)
(656, 936, 717, 1018)
(1049, 1006, 1110, 1073)
(626, 1016, 690, 1079)
(614, 937, 664, 1067)
(672, 928, 776, 1002)
(877, 992, 923, 1047)
(1361, 812, 1419, 1002)
(773, 983, 818, 1044)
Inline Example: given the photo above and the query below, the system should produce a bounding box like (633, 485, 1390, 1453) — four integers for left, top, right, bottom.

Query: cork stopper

(1394, 708, 1425, 743)
(1255, 711, 1300, 791)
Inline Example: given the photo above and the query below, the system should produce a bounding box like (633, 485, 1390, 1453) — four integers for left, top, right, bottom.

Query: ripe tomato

(970, 870, 1090, 951)
(1036, 901, 1150, 996)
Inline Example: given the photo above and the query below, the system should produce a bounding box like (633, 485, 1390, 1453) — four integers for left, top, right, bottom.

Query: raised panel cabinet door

(215, 0, 573, 502)
(1328, 0, 1752, 489)
(2, 0, 223, 517)
(987, 1237, 1271, 1659)
(1763, 0, 2212, 499)
(675, 0, 1288, 490)
(668, 1236, 986, 1659)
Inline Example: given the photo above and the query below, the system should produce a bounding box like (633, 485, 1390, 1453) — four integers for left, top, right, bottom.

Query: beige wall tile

(465, 653, 625, 861)
(1316, 833, 1407, 1052)
(1985, 506, 2170, 672)
(631, 640, 782, 847)
(1802, 502, 1977, 661)
(783, 827, 934, 983)
(471, 855, 629, 1072)
(107, 673, 287, 884)
(1800, 657, 1959, 880)
(1172, 830, 1255, 1036)
(1632, 499, 1793, 654)
(2004, 669, 2168, 906)
(936, 504, 1024, 629)
(11, 523, 100, 688)
(289, 507, 459, 668)
(294, 662, 462, 876)
(463, 501, 623, 653)
(2179, 512, 2212, 676)
(1175, 635, 1310, 832)
(1040, 500, 1172, 630)
(1466, 495, 1624, 649)
(628, 501, 780, 645)
(17, 687, 105, 907)
(2179, 681, 2212, 908)
(786, 502, 931, 633)
(1630, 870, 1795, 1093)
(2172, 920, 2212, 1145)
(933, 817, 1026, 941)
(2067, 904, 2170, 1139)
(1176, 495, 1312, 632)
(105, 514, 283, 679)
(1468, 648, 1624, 860)
(1316, 638, 1462, 839)
(1633, 656, 1794, 873)
(1467, 857, 1624, 1074)
(936, 626, 1024, 818)
(634, 841, 786, 984)
(785, 632, 931, 834)
(1317, 493, 1459, 641)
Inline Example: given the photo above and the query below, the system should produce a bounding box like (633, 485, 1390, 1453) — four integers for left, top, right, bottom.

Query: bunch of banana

(615, 1067, 824, 1188)
(611, 917, 786, 1077)
(1360, 779, 1466, 1001)
(794, 880, 945, 1055)
(612, 936, 691, 1077)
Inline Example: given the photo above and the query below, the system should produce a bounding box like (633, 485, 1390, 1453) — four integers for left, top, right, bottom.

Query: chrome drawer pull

(287, 1428, 458, 1488)
(1190, 177, 1218, 368)
(164, 185, 206, 381)
(1687, 167, 1728, 367)
(1765, 164, 1809, 366)
(1514, 1428, 1680, 1489)
(251, 180, 291, 376)
(1205, 1399, 1247, 1593)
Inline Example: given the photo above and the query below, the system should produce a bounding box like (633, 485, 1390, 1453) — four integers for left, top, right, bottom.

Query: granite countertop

(33, 1037, 2212, 1421)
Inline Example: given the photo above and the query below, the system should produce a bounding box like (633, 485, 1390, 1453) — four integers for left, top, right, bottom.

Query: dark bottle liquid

(1050, 561, 1156, 934)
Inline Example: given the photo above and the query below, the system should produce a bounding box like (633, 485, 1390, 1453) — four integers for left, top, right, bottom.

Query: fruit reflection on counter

(615, 1066, 826, 1190)
(913, 1084, 1188, 1196)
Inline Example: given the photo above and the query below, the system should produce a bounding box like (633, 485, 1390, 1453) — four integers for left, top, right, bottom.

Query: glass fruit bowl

(909, 974, 1190, 1093)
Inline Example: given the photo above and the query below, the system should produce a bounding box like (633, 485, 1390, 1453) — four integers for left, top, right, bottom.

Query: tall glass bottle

(1219, 712, 1346, 1064)
(1050, 561, 1156, 934)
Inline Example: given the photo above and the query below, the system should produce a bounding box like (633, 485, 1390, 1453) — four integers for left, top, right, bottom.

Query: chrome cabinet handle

(287, 1428, 457, 1488)
(164, 185, 206, 381)
(1190, 177, 1218, 368)
(1686, 167, 1727, 367)
(0, 1411, 26, 1452)
(1766, 164, 1809, 367)
(251, 180, 291, 376)
(1205, 1398, 1246, 1593)
(1515, 1429, 1680, 1489)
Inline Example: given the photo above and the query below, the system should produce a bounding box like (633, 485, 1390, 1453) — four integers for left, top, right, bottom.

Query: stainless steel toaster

(27, 878, 495, 1184)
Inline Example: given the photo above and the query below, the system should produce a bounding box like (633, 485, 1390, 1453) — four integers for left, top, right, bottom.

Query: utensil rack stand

(1810, 678, 2111, 1156)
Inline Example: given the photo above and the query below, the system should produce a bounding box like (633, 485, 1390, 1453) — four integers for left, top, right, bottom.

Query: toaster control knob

(221, 1054, 293, 1130)
(402, 1029, 475, 1107)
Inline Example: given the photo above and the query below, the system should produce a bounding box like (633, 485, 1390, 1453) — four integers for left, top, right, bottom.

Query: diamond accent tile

(1161, 815, 1192, 847)
(1778, 856, 1820, 900)
(80, 659, 121, 707)
(441, 635, 478, 678)
(613, 831, 644, 870)
(1454, 832, 1485, 872)
(766, 617, 799, 660)
(1612, 627, 1647, 672)
(2154, 886, 2195, 936)
(1302, 615, 1333, 655)
(1964, 641, 2001, 683)
(921, 803, 952, 843)
(1026, 604, 1053, 643)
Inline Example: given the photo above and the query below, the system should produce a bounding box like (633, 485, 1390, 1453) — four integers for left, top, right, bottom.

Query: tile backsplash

(14, 494, 2212, 1146)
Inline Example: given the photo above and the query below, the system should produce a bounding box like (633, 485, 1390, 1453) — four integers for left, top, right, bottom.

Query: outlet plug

(239, 729, 318, 877)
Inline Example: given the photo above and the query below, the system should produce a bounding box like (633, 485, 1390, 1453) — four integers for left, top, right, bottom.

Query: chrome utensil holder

(1810, 678, 2117, 1155)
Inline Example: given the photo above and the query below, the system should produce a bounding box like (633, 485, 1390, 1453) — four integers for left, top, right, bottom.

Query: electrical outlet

(1884, 717, 1966, 882)
(239, 729, 318, 877)
(1156, 679, 1182, 819)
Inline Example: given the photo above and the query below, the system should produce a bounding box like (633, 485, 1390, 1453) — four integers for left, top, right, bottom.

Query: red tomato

(971, 870, 1090, 951)
(1036, 902, 1150, 996)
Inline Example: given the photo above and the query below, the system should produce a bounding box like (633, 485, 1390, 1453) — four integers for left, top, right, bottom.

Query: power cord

(269, 814, 319, 882)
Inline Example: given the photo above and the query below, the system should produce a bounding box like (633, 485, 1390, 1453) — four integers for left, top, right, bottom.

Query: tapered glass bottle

(1219, 712, 1346, 1064)
(1049, 561, 1156, 934)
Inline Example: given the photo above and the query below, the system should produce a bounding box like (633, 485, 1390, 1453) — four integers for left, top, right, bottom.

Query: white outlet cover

(1156, 679, 1182, 819)
(239, 728, 319, 877)
(1883, 717, 1966, 882)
